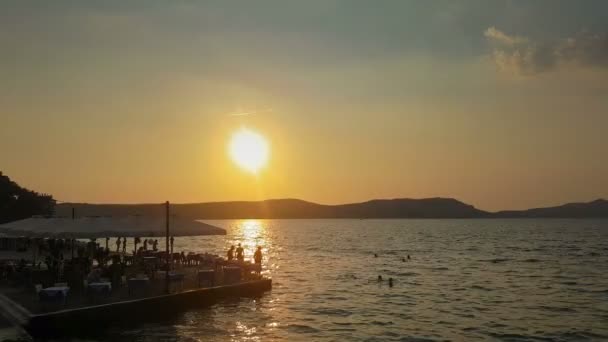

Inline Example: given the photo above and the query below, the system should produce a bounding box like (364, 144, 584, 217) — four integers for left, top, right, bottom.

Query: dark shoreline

(55, 198, 608, 220)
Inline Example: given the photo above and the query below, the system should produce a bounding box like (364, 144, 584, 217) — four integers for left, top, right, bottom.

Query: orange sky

(1, 2, 607, 211)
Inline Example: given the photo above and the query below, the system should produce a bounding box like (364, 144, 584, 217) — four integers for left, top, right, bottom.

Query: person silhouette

(254, 246, 263, 264)
(236, 243, 244, 262)
(227, 245, 235, 261)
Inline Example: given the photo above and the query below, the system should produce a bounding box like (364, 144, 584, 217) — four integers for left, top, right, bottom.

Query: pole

(165, 201, 170, 294)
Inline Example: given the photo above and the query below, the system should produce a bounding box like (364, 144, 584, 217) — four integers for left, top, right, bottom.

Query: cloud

(484, 27, 527, 46)
(484, 27, 608, 75)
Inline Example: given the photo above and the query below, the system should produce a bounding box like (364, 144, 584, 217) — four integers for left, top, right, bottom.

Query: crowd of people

(0, 236, 266, 296)
(226, 243, 263, 266)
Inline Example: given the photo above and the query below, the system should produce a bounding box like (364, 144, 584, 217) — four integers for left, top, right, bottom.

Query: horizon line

(55, 197, 607, 214)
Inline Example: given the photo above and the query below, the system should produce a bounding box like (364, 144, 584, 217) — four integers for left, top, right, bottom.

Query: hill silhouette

(54, 198, 608, 219)
(495, 199, 608, 218)
(0, 172, 56, 224)
(55, 198, 488, 219)
(53, 198, 476, 219)
(3, 171, 606, 220)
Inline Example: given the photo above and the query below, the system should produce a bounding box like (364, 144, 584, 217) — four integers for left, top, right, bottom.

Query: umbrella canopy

(0, 216, 226, 238)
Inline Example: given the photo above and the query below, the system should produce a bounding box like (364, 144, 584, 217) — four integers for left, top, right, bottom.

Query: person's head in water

(402, 257, 406, 262)
(374, 253, 378, 258)
(407, 254, 411, 260)
(377, 275, 382, 282)
(388, 278, 394, 287)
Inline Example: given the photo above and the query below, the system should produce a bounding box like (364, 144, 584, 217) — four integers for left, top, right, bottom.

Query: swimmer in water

(388, 278, 394, 287)
(377, 275, 382, 282)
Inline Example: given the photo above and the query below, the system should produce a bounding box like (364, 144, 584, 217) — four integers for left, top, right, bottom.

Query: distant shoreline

(55, 198, 608, 219)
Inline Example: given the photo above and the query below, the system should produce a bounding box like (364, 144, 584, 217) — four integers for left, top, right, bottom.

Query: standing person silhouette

(227, 245, 235, 261)
(254, 247, 263, 264)
(236, 243, 244, 262)
(122, 237, 127, 253)
(116, 238, 121, 253)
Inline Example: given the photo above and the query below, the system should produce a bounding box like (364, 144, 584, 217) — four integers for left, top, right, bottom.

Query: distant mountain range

(55, 198, 608, 219)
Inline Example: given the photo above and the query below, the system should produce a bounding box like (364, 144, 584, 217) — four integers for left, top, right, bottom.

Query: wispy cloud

(484, 27, 608, 75)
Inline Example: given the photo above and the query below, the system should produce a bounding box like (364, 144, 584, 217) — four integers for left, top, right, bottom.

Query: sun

(229, 128, 269, 173)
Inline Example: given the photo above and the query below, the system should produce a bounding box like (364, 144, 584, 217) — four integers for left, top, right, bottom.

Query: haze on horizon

(1, 1, 607, 212)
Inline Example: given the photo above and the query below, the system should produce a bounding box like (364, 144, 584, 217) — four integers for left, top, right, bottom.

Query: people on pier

(122, 237, 127, 253)
(152, 239, 158, 251)
(254, 246, 263, 264)
(116, 238, 121, 253)
(143, 239, 148, 251)
(236, 243, 244, 262)
(227, 245, 235, 261)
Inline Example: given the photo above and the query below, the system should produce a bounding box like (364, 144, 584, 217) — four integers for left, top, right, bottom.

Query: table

(88, 282, 112, 294)
(143, 256, 159, 272)
(197, 269, 215, 287)
(223, 266, 241, 284)
(143, 256, 158, 263)
(158, 272, 185, 292)
(39, 286, 70, 303)
(128, 277, 150, 295)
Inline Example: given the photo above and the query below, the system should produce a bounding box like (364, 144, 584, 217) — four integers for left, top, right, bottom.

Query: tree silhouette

(0, 171, 55, 224)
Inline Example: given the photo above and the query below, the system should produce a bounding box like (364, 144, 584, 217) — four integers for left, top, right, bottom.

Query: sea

(2, 219, 608, 341)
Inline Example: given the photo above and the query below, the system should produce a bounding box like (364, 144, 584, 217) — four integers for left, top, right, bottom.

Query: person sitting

(236, 244, 244, 262)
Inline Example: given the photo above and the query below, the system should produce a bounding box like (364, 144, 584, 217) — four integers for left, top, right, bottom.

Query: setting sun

(229, 128, 269, 173)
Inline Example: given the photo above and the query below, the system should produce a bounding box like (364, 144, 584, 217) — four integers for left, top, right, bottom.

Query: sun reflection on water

(232, 219, 269, 264)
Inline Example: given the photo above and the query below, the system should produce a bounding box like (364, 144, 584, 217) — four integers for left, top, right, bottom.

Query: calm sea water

(4, 219, 608, 341)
